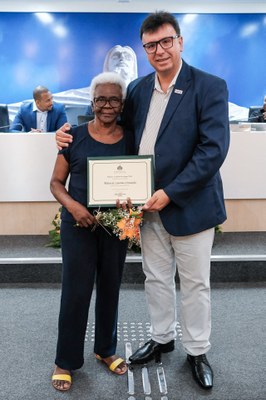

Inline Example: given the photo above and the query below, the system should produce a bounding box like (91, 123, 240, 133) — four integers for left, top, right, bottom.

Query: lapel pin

(174, 89, 183, 94)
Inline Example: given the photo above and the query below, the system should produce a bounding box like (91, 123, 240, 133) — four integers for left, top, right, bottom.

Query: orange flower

(94, 207, 143, 248)
(116, 214, 142, 242)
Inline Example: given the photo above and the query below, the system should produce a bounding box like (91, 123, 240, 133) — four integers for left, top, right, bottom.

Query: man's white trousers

(140, 212, 214, 356)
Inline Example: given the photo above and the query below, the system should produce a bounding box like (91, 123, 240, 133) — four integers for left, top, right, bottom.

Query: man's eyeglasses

(93, 97, 122, 108)
(143, 35, 180, 54)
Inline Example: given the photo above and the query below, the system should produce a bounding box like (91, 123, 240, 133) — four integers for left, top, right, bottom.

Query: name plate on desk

(87, 155, 154, 206)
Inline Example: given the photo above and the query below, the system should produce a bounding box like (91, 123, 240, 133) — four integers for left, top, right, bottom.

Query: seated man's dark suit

(11, 101, 67, 132)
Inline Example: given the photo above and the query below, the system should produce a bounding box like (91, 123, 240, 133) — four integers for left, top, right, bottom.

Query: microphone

(0, 123, 24, 131)
(248, 115, 265, 122)
(248, 115, 260, 121)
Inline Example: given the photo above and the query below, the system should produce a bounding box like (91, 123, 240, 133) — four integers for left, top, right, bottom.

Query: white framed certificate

(87, 155, 154, 206)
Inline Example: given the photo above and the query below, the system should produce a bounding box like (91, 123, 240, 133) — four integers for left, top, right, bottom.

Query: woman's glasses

(93, 97, 122, 108)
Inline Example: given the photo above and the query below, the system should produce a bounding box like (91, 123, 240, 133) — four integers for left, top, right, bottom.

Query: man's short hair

(140, 11, 181, 39)
(33, 86, 49, 101)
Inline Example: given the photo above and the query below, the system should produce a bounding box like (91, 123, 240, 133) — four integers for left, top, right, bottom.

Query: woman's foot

(52, 366, 72, 391)
(95, 354, 128, 375)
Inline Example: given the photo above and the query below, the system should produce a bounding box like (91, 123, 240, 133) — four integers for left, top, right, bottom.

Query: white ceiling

(0, 0, 266, 13)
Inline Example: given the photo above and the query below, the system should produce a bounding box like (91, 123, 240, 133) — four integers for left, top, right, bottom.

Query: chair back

(0, 104, 10, 132)
(78, 114, 94, 125)
(65, 105, 90, 126)
(248, 106, 260, 119)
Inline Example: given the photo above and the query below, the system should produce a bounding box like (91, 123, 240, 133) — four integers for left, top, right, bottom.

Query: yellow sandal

(95, 354, 128, 375)
(52, 373, 72, 391)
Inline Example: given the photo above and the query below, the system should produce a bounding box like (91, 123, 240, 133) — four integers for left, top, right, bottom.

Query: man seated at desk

(11, 85, 67, 132)
(249, 97, 266, 122)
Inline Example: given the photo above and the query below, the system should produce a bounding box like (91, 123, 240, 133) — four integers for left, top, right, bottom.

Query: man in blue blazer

(123, 11, 230, 390)
(11, 86, 67, 132)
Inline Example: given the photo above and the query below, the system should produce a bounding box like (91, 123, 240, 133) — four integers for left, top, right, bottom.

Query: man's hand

(116, 197, 133, 210)
(31, 128, 42, 132)
(56, 123, 73, 150)
(142, 189, 170, 212)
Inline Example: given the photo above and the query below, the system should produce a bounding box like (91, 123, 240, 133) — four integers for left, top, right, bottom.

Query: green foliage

(47, 228, 61, 248)
(46, 207, 62, 248)
(215, 225, 222, 234)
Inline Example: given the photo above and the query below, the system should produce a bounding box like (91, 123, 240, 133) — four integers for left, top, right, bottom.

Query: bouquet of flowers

(94, 207, 143, 249)
(47, 206, 143, 250)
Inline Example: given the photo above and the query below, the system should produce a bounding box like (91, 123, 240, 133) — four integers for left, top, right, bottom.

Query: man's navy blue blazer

(11, 101, 67, 132)
(122, 60, 230, 236)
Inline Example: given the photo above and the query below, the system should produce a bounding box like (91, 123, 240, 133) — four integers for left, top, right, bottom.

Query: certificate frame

(87, 155, 154, 207)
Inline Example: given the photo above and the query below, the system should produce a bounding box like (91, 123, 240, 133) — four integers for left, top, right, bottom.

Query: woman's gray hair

(90, 72, 127, 100)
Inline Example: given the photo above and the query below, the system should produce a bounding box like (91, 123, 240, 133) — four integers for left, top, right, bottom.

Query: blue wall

(0, 12, 265, 107)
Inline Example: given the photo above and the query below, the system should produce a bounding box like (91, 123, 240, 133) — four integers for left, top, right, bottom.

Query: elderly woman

(50, 72, 133, 391)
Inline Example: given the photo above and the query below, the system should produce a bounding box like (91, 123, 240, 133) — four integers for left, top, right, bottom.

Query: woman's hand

(69, 202, 95, 227)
